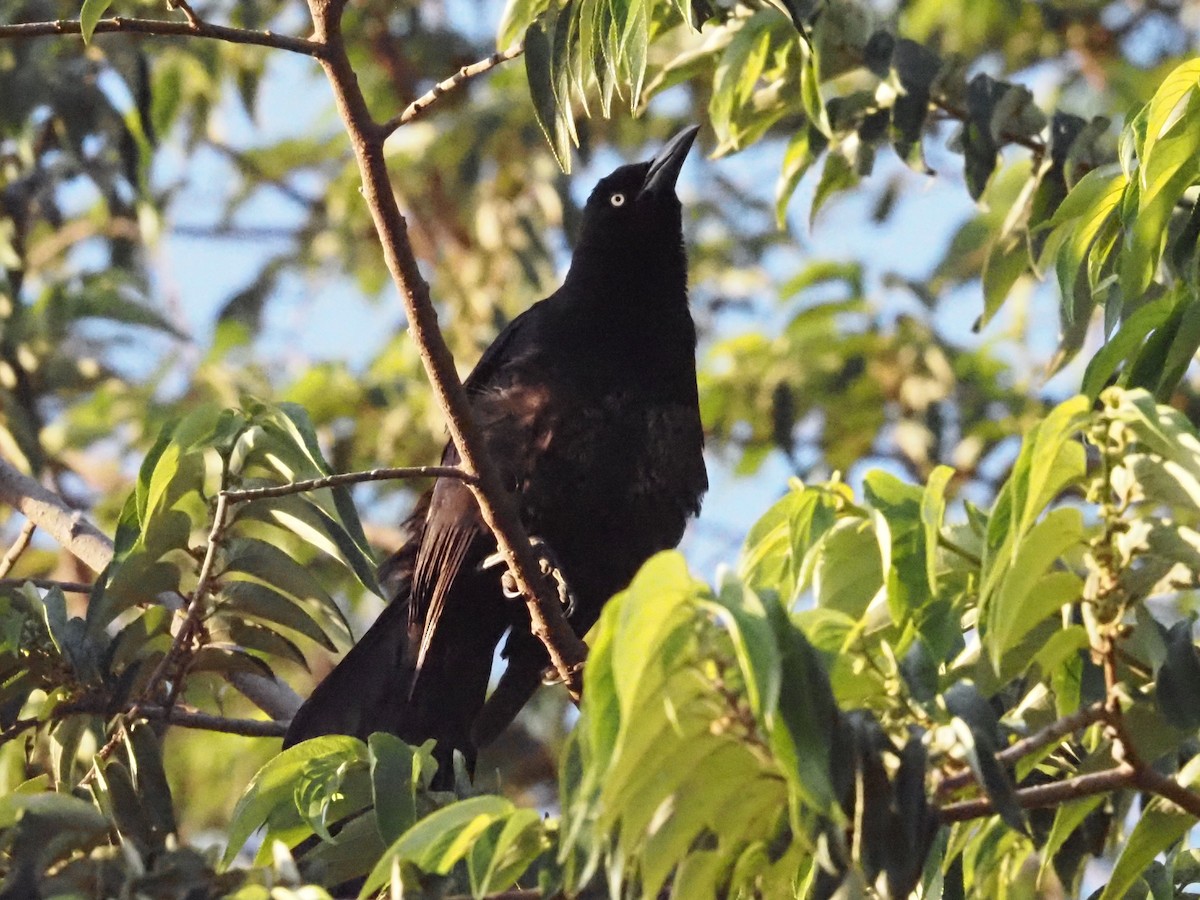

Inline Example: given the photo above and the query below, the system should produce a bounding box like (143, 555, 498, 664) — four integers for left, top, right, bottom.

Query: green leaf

(983, 506, 1084, 666)
(1145, 57, 1200, 149)
(1121, 90, 1200, 299)
(217, 579, 339, 650)
(810, 518, 883, 618)
(1082, 291, 1175, 399)
(766, 598, 839, 814)
(525, 18, 572, 172)
(865, 470, 931, 629)
(811, 148, 857, 224)
(1099, 755, 1200, 900)
(709, 10, 782, 153)
(1036, 795, 1104, 886)
(775, 127, 822, 226)
(738, 484, 841, 600)
(497, 0, 553, 48)
(890, 38, 940, 168)
(368, 734, 435, 846)
(222, 735, 366, 868)
(920, 465, 954, 595)
(126, 724, 177, 842)
(234, 493, 380, 597)
(702, 579, 781, 727)
(1150, 288, 1200, 401)
(979, 232, 1030, 331)
(361, 796, 516, 897)
(468, 808, 549, 896)
(219, 538, 352, 648)
(225, 619, 308, 669)
(79, 0, 114, 44)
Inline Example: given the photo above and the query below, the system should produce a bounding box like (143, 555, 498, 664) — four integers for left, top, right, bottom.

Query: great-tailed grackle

(283, 127, 708, 779)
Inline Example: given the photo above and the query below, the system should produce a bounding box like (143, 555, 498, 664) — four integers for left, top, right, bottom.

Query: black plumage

(283, 127, 708, 778)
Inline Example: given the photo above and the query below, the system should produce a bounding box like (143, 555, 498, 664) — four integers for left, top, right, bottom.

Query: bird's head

(571, 125, 699, 267)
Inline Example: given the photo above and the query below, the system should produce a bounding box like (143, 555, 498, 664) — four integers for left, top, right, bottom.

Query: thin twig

(139, 704, 286, 736)
(937, 702, 1106, 796)
(306, 0, 588, 696)
(79, 495, 234, 782)
(937, 533, 982, 568)
(0, 702, 284, 746)
(0, 578, 92, 593)
(141, 494, 230, 715)
(383, 43, 524, 136)
(930, 97, 1047, 156)
(168, 0, 201, 28)
(0, 17, 324, 58)
(0, 520, 37, 578)
(938, 764, 1137, 823)
(221, 465, 477, 502)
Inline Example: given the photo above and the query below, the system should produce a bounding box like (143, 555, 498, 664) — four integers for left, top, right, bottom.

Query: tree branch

(941, 641, 1200, 824)
(0, 699, 284, 747)
(221, 465, 477, 502)
(0, 16, 324, 58)
(0, 578, 92, 593)
(937, 702, 1106, 797)
(382, 43, 524, 136)
(0, 457, 300, 721)
(305, 0, 588, 696)
(136, 493, 229, 719)
(938, 764, 1137, 823)
(0, 519, 36, 578)
(0, 458, 113, 574)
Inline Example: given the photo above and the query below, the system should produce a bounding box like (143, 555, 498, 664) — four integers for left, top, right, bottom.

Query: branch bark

(0, 16, 324, 57)
(382, 43, 524, 136)
(305, 0, 587, 696)
(0, 458, 113, 574)
(937, 702, 1106, 797)
(221, 465, 477, 502)
(938, 764, 1136, 823)
(0, 702, 284, 746)
(0, 519, 36, 578)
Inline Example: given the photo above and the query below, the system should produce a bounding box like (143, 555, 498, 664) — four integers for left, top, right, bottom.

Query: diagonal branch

(0, 519, 37, 578)
(305, 0, 588, 696)
(382, 43, 525, 136)
(0, 457, 112, 574)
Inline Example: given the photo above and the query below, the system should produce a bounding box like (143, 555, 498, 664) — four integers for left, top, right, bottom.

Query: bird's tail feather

(282, 597, 418, 748)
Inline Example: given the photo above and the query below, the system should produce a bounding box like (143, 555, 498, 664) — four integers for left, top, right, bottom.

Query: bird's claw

(541, 660, 585, 686)
(481, 537, 576, 615)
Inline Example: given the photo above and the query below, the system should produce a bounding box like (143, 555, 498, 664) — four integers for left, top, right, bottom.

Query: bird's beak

(638, 125, 700, 201)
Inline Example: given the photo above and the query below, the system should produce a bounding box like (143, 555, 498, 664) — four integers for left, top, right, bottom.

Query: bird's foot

(541, 660, 585, 686)
(481, 536, 576, 616)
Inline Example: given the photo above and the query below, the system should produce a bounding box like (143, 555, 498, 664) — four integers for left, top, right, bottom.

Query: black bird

(283, 127, 708, 778)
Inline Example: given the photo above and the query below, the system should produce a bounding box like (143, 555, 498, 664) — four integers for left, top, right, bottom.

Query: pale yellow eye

(610, 192, 626, 207)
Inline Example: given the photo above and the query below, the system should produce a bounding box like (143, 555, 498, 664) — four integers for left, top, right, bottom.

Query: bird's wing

(463, 302, 540, 394)
(409, 307, 556, 685)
